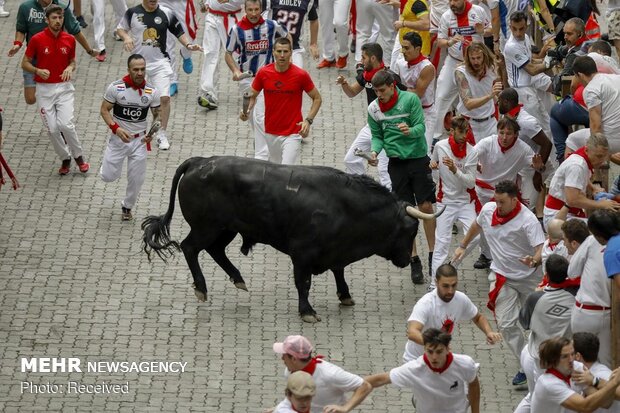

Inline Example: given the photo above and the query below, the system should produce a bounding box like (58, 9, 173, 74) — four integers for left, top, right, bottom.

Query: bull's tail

(141, 159, 193, 261)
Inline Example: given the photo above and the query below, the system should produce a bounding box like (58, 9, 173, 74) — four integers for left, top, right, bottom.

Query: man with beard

(364, 328, 482, 413)
(402, 263, 501, 362)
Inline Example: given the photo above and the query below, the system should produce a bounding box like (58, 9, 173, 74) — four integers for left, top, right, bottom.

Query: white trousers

(424, 105, 437, 153)
(493, 274, 540, 367)
(343, 123, 392, 189)
(469, 117, 497, 144)
(571, 306, 612, 368)
(431, 202, 479, 286)
(100, 134, 147, 210)
(432, 55, 460, 140)
(319, 0, 351, 61)
(199, 11, 238, 99)
(36, 82, 83, 161)
(240, 78, 267, 160)
(92, 0, 127, 51)
(542, 207, 587, 231)
(514, 346, 544, 413)
(476, 191, 493, 258)
(516, 81, 554, 140)
(164, 0, 192, 84)
(265, 134, 302, 165)
(354, 0, 395, 63)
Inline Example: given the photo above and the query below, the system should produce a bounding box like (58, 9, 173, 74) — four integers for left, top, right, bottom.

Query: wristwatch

(305, 118, 313, 125)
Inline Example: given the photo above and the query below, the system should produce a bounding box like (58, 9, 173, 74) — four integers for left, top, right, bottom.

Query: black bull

(142, 156, 442, 323)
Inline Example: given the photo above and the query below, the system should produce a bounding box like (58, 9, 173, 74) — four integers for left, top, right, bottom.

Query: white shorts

(147, 63, 174, 97)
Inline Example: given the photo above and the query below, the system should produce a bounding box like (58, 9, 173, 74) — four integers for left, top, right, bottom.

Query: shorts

(607, 10, 620, 40)
(23, 57, 36, 88)
(146, 63, 174, 97)
(388, 156, 436, 206)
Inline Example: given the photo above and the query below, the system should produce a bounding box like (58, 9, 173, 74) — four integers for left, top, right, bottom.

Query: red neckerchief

(407, 54, 427, 68)
(546, 368, 571, 386)
(423, 352, 454, 374)
(573, 36, 587, 49)
(491, 201, 521, 226)
(548, 241, 558, 250)
(448, 134, 467, 159)
(300, 355, 324, 375)
(237, 15, 265, 30)
(123, 74, 146, 96)
(455, 1, 474, 52)
(363, 62, 385, 82)
(378, 88, 399, 112)
(498, 135, 518, 154)
(505, 104, 523, 118)
(572, 147, 594, 173)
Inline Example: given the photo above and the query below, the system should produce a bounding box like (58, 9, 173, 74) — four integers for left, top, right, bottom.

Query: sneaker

(452, 224, 458, 235)
(426, 283, 436, 292)
(121, 207, 133, 221)
(58, 159, 71, 175)
(0, 7, 10, 17)
(473, 254, 492, 269)
(157, 133, 170, 150)
(355, 63, 364, 76)
(76, 15, 88, 28)
(197, 93, 218, 110)
(317, 59, 336, 69)
(512, 371, 527, 386)
(74, 156, 90, 173)
(350, 38, 356, 54)
(95, 49, 106, 62)
(113, 31, 122, 41)
(169, 83, 178, 97)
(182, 56, 193, 74)
(335, 55, 348, 69)
(410, 256, 424, 285)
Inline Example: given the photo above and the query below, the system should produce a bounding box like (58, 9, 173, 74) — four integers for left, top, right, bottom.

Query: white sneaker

(0, 7, 10, 17)
(157, 132, 170, 150)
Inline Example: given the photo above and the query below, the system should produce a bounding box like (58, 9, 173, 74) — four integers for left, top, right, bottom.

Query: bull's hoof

(339, 297, 356, 306)
(234, 282, 248, 291)
(193, 288, 208, 302)
(301, 313, 322, 323)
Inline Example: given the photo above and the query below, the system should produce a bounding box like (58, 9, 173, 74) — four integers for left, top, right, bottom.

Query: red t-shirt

(25, 28, 76, 84)
(252, 63, 315, 136)
(573, 84, 587, 108)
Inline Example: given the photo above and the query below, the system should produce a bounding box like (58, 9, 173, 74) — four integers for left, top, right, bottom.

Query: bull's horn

(406, 205, 446, 220)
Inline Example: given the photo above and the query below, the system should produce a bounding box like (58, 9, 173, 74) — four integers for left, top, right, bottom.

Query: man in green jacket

(7, 0, 98, 104)
(368, 70, 436, 286)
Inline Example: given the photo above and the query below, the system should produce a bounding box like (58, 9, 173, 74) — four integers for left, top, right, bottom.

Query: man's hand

(309, 44, 319, 60)
(397, 122, 410, 136)
(186, 43, 203, 52)
(452, 247, 466, 265)
(519, 255, 538, 268)
(597, 199, 620, 211)
(486, 332, 502, 345)
(116, 127, 132, 143)
(232, 70, 243, 81)
(297, 119, 311, 138)
(323, 405, 349, 413)
(36, 68, 50, 80)
(8, 44, 22, 57)
(491, 81, 503, 97)
(393, 20, 404, 30)
(123, 38, 134, 52)
(442, 156, 457, 174)
(531, 153, 544, 171)
(368, 151, 379, 166)
(336, 75, 347, 85)
(239, 110, 249, 121)
(61, 66, 74, 81)
(430, 160, 439, 169)
(474, 22, 484, 35)
(572, 367, 594, 386)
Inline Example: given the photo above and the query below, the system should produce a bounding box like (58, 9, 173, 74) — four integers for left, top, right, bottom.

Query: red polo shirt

(25, 28, 76, 84)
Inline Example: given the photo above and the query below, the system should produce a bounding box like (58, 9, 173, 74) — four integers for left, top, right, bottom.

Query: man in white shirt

(531, 337, 620, 413)
(454, 180, 545, 387)
(273, 371, 316, 413)
(272, 335, 372, 413)
(403, 263, 502, 361)
(365, 328, 481, 413)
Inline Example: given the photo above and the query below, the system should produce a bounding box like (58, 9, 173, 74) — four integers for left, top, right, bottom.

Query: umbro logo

(545, 304, 569, 317)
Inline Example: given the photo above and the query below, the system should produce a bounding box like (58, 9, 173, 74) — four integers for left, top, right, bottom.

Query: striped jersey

(226, 18, 288, 74)
(103, 79, 161, 136)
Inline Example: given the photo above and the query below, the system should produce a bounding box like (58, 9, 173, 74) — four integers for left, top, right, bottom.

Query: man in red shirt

(241, 37, 322, 165)
(21, 4, 89, 175)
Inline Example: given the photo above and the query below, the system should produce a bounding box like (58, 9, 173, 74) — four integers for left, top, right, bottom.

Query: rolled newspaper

(143, 120, 161, 151)
(242, 92, 251, 115)
(354, 148, 374, 161)
(238, 70, 253, 80)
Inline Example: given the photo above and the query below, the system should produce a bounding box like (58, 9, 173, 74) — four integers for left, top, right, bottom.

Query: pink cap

(273, 335, 313, 359)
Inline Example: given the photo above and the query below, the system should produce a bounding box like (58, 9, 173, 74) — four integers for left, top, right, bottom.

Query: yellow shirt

(399, 0, 431, 56)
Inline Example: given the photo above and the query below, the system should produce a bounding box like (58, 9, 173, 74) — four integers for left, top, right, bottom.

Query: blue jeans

(550, 96, 589, 161)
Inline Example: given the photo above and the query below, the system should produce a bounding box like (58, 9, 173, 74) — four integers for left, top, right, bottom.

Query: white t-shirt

(542, 239, 569, 272)
(568, 235, 611, 307)
(584, 74, 620, 139)
(454, 65, 495, 118)
(432, 139, 478, 204)
(477, 201, 545, 279)
(531, 363, 587, 413)
(103, 79, 161, 136)
(403, 290, 478, 361)
(474, 135, 535, 200)
(273, 398, 299, 413)
(284, 361, 364, 413)
(588, 52, 620, 75)
(547, 153, 591, 206)
(590, 362, 620, 413)
(393, 57, 436, 107)
(390, 353, 479, 413)
(438, 4, 488, 61)
(516, 109, 543, 150)
(504, 33, 533, 88)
